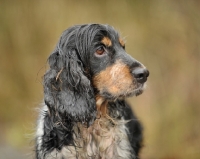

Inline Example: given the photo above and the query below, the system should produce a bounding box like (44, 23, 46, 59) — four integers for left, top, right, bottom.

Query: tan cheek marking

(119, 38, 125, 48)
(101, 37, 112, 47)
(93, 61, 134, 96)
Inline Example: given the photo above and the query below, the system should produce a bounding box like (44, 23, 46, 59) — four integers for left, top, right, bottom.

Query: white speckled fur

(36, 105, 135, 159)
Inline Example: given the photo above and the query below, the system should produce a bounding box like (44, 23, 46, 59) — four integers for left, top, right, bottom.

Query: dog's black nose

(132, 68, 149, 83)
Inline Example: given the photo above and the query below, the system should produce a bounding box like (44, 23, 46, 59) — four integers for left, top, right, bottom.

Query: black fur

(36, 24, 148, 159)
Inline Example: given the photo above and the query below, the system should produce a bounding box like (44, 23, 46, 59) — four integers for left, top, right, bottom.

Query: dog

(35, 24, 149, 159)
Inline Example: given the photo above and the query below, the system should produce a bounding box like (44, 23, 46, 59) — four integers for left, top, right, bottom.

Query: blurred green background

(0, 0, 200, 158)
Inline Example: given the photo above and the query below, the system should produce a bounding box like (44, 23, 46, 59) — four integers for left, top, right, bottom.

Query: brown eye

(96, 46, 105, 55)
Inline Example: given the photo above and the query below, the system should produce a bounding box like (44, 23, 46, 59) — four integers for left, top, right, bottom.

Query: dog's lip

(125, 84, 145, 97)
(103, 84, 145, 100)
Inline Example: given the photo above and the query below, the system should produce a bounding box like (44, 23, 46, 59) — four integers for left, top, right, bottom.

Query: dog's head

(43, 24, 149, 125)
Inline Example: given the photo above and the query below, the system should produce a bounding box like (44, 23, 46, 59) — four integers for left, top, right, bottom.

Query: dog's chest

(61, 117, 134, 159)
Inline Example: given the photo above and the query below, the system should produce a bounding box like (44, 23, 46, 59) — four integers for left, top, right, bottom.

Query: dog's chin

(126, 87, 144, 97)
(121, 84, 146, 98)
(101, 83, 146, 101)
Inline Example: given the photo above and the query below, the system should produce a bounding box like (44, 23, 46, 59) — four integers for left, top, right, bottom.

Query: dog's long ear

(43, 43, 96, 126)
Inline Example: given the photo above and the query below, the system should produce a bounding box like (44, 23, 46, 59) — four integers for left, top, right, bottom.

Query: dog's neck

(61, 96, 133, 159)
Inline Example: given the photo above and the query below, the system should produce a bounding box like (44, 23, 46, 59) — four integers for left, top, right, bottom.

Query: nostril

(136, 72, 144, 79)
(132, 68, 149, 83)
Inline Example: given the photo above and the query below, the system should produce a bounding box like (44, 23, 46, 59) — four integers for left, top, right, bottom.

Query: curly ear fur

(43, 25, 97, 126)
(36, 24, 146, 158)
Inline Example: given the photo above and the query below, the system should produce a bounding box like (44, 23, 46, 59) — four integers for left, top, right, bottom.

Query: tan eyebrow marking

(101, 37, 112, 47)
(119, 38, 125, 47)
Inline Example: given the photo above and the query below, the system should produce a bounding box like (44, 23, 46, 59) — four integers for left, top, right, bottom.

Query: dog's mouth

(120, 83, 146, 98)
(100, 83, 146, 101)
(125, 83, 146, 97)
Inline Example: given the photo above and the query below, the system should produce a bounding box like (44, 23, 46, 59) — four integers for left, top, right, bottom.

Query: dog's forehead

(93, 26, 125, 48)
(100, 35, 125, 48)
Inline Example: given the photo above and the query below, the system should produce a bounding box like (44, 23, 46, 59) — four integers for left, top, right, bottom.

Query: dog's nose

(132, 68, 149, 83)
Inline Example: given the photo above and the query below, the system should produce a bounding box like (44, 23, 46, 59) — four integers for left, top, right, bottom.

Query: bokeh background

(0, 0, 200, 158)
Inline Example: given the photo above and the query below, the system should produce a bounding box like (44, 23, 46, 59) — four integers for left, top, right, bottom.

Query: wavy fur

(36, 24, 149, 159)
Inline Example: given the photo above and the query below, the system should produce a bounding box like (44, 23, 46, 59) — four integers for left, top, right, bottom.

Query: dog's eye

(96, 46, 105, 55)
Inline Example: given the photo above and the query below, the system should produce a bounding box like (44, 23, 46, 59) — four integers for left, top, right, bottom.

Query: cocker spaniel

(36, 24, 149, 159)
